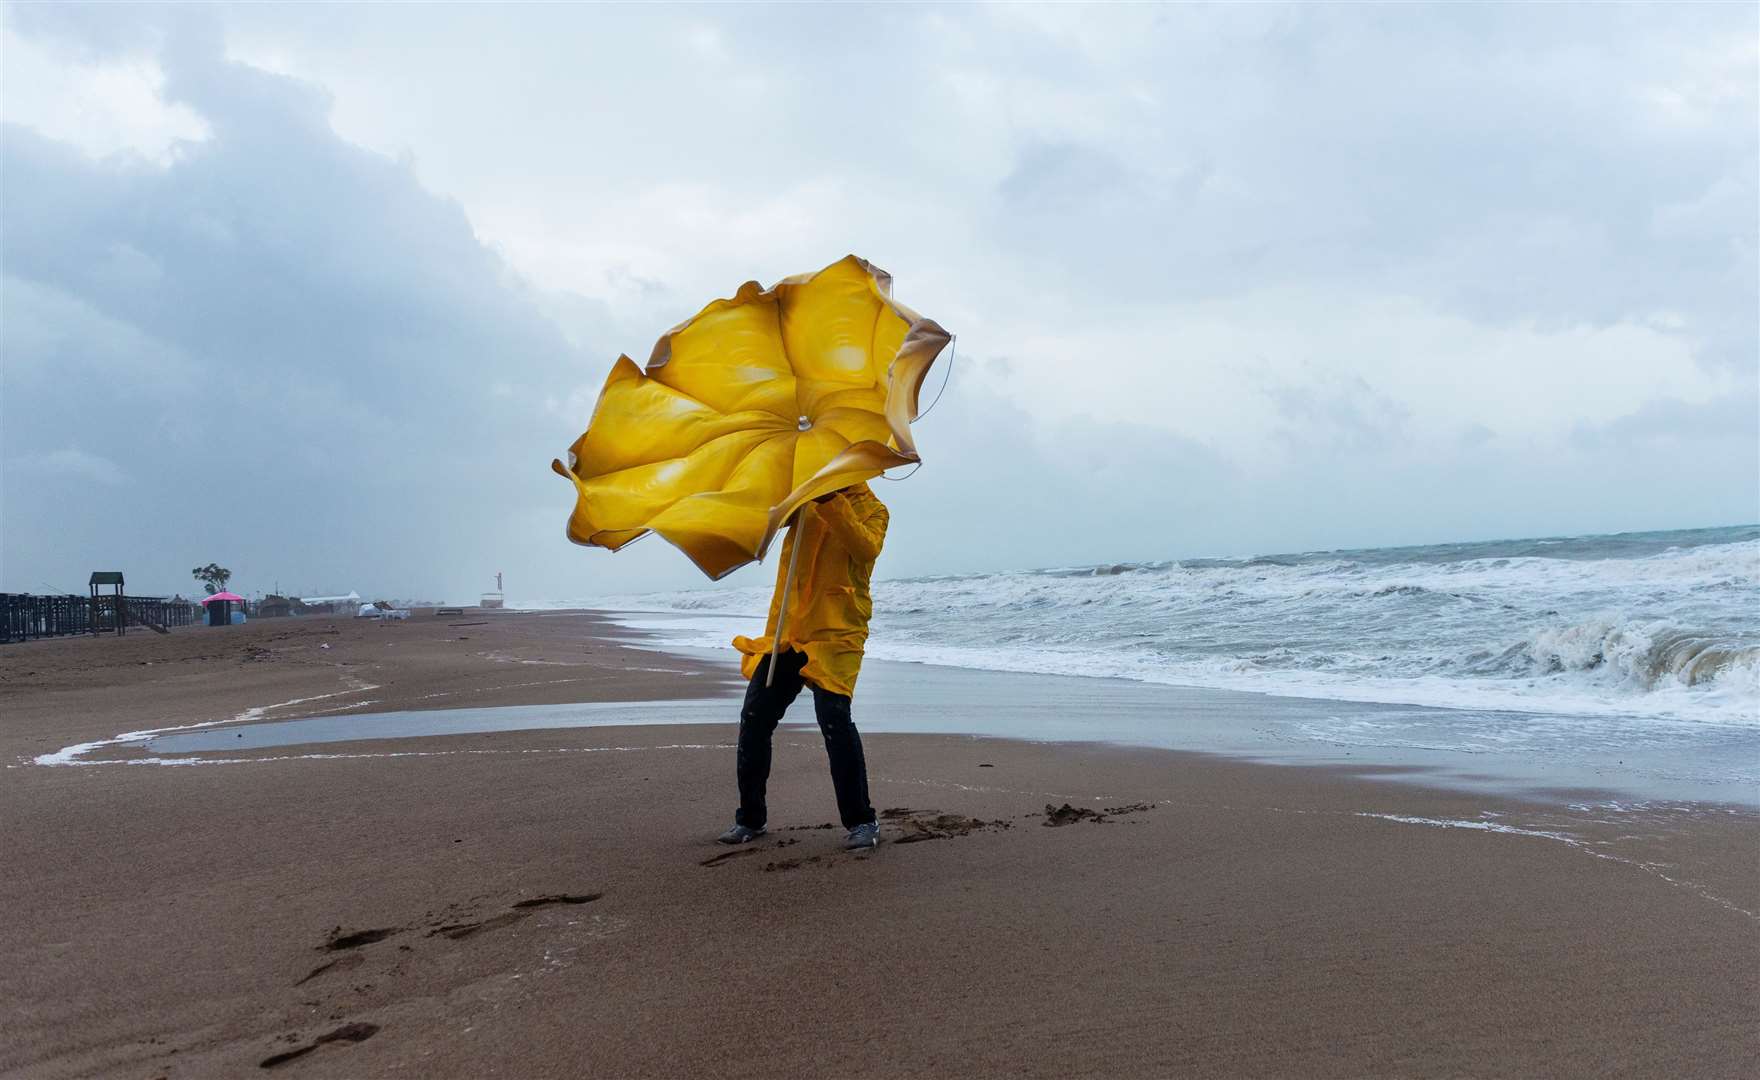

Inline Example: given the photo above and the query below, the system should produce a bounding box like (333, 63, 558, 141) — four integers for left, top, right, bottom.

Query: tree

(192, 563, 232, 595)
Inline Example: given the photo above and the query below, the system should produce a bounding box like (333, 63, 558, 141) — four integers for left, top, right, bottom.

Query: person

(719, 483, 888, 850)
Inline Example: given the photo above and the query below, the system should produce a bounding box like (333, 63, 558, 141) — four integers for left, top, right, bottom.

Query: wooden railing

(0, 594, 205, 644)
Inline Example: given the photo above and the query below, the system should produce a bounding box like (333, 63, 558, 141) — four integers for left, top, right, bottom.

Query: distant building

(298, 591, 361, 616)
(257, 595, 296, 618)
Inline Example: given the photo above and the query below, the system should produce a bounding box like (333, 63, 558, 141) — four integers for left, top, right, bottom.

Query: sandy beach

(2, 612, 1755, 1078)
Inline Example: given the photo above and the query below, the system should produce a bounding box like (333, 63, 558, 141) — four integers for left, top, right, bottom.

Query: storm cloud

(2, 3, 1754, 603)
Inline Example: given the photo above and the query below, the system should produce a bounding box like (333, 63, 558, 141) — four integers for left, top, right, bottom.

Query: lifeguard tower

(89, 572, 125, 636)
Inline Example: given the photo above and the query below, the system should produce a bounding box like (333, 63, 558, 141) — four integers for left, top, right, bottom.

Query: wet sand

(2, 612, 1756, 1078)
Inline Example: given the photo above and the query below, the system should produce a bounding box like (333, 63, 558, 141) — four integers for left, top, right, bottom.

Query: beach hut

(201, 591, 247, 627)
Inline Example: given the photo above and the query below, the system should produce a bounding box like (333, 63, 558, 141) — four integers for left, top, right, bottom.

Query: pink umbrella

(200, 592, 246, 604)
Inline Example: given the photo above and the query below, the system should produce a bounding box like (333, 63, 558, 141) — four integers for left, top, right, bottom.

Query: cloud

(2, 13, 588, 598)
(8, 448, 128, 486)
(1572, 388, 1760, 450)
(1, 4, 1754, 604)
(998, 142, 1135, 213)
(1268, 373, 1411, 455)
(0, 15, 207, 165)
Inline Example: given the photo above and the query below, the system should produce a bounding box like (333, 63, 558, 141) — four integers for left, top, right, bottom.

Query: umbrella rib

(642, 342, 797, 424)
(775, 297, 806, 486)
(640, 376, 729, 423)
(868, 285, 887, 394)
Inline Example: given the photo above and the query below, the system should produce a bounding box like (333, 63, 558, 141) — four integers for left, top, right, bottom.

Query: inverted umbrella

(551, 254, 952, 580)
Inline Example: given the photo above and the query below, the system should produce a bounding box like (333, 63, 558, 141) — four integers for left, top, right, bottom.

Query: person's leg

(734, 651, 806, 830)
(810, 684, 877, 830)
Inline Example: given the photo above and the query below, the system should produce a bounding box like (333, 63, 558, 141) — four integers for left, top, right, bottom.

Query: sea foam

(548, 526, 1760, 725)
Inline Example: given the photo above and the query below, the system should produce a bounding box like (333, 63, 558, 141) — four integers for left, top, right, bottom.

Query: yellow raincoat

(731, 484, 888, 697)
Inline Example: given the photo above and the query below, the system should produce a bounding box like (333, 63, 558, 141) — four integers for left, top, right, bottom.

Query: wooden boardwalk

(1, 594, 202, 644)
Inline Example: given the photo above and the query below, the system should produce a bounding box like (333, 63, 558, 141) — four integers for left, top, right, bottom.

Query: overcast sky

(2, 2, 1755, 603)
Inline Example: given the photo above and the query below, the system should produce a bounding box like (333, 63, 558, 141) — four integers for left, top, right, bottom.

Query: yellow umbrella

(552, 254, 952, 580)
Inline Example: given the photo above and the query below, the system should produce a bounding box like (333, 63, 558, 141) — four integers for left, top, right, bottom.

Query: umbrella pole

(766, 517, 805, 688)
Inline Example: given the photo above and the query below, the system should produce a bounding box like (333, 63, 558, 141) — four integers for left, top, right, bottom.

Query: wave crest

(1517, 616, 1759, 692)
(565, 530, 1759, 723)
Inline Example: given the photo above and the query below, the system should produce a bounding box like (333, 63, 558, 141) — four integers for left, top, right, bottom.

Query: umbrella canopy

(200, 592, 246, 604)
(552, 255, 951, 579)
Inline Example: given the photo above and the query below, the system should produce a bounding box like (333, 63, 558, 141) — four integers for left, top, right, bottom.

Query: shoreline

(602, 606, 1760, 808)
(24, 608, 1757, 810)
(592, 601, 1757, 727)
(3, 612, 1756, 1077)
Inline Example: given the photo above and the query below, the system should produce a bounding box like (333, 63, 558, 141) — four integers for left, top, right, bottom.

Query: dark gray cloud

(2, 15, 587, 599)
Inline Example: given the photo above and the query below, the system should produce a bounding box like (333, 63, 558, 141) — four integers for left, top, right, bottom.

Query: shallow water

(144, 700, 711, 754)
(130, 652, 1759, 807)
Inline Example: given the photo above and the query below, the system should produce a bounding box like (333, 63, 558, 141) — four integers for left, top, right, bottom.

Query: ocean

(564, 524, 1758, 727)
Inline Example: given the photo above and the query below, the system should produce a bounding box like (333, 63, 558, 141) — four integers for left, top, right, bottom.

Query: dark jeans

(735, 650, 876, 830)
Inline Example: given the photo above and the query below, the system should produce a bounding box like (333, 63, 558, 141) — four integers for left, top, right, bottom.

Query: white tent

(300, 591, 361, 606)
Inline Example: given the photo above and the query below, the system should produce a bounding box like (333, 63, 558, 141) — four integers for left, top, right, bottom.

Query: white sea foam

(1354, 813, 1577, 841)
(31, 681, 380, 767)
(34, 742, 726, 768)
(545, 527, 1760, 726)
(1356, 812, 1758, 920)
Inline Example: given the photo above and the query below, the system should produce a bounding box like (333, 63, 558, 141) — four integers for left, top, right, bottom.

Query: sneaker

(843, 821, 880, 850)
(716, 823, 766, 845)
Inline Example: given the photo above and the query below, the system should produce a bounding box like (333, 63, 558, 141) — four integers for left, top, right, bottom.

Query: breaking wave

(561, 525, 1760, 724)
(1490, 617, 1757, 689)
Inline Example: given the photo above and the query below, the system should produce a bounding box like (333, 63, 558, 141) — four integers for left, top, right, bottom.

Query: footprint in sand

(269, 891, 606, 1060)
(267, 897, 608, 1055)
(702, 831, 868, 869)
(429, 892, 605, 939)
(295, 952, 365, 986)
(259, 1021, 380, 1069)
(1041, 802, 1156, 826)
(298, 893, 603, 984)
(885, 808, 1013, 844)
(707, 810, 1019, 862)
(763, 856, 824, 872)
(513, 892, 602, 909)
(700, 848, 760, 867)
(429, 911, 529, 940)
(322, 926, 400, 950)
